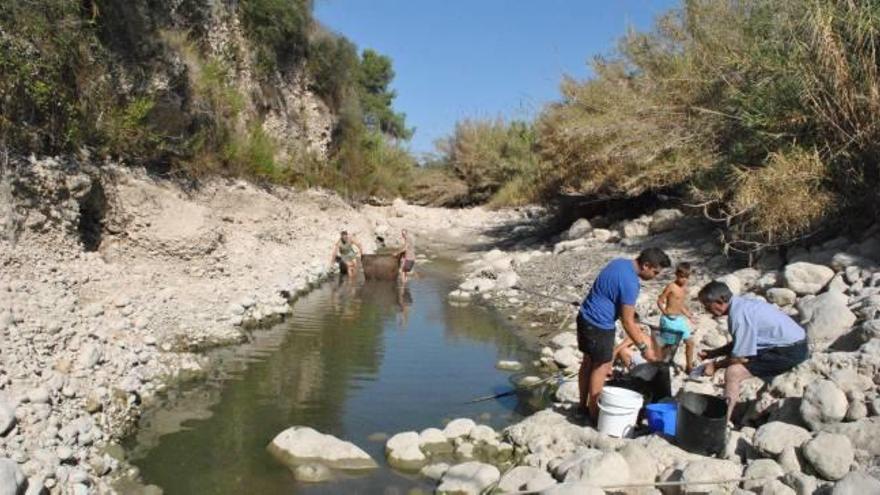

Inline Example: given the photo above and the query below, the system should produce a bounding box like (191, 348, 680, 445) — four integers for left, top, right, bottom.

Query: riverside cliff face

(120, 0, 333, 159)
(1, 0, 334, 166)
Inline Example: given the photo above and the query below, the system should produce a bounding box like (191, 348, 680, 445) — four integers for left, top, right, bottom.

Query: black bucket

(608, 363, 673, 404)
(675, 392, 728, 456)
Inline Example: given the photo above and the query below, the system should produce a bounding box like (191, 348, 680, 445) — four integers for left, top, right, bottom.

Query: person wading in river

(396, 229, 416, 283)
(329, 231, 364, 278)
(697, 281, 808, 423)
(577, 248, 670, 422)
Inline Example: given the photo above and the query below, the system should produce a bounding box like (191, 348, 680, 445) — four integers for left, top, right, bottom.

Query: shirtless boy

(657, 263, 697, 372)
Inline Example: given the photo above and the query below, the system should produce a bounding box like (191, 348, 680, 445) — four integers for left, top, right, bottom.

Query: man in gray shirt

(697, 281, 808, 422)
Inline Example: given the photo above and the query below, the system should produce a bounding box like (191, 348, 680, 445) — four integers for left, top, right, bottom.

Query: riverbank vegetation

(0, 0, 412, 199)
(432, 0, 880, 251)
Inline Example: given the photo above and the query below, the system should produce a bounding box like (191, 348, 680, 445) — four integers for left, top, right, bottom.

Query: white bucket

(597, 386, 644, 438)
(600, 386, 644, 409)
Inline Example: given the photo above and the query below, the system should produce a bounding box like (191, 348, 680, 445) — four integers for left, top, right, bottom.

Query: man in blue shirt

(577, 248, 671, 421)
(698, 281, 808, 422)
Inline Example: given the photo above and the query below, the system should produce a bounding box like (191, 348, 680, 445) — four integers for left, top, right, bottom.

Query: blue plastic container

(645, 402, 677, 437)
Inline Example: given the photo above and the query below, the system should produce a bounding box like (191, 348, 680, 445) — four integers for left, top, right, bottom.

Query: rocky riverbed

(355, 209, 880, 494)
(4, 154, 880, 494)
(0, 155, 534, 494)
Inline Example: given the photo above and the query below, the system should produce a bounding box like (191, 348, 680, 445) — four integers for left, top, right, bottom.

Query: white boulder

(540, 482, 604, 495)
(0, 401, 14, 437)
(554, 380, 579, 404)
(766, 288, 797, 307)
(650, 208, 684, 233)
(565, 219, 593, 240)
(591, 228, 616, 243)
(800, 380, 848, 430)
(550, 332, 578, 349)
(266, 427, 377, 470)
(552, 347, 580, 369)
(496, 360, 523, 371)
(555, 449, 629, 487)
(0, 459, 26, 495)
(443, 418, 476, 440)
(743, 459, 785, 492)
(386, 431, 427, 471)
(495, 271, 519, 290)
(797, 291, 856, 349)
(802, 433, 853, 481)
(419, 428, 452, 453)
(831, 471, 880, 495)
(784, 262, 834, 295)
(753, 422, 812, 456)
(678, 459, 742, 494)
(621, 220, 649, 239)
(420, 462, 450, 481)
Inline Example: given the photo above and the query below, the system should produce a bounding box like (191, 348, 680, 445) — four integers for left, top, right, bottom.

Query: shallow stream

(125, 259, 541, 494)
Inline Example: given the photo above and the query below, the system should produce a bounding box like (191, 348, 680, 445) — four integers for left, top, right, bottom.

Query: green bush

(306, 31, 361, 109)
(239, 0, 310, 74)
(435, 119, 540, 204)
(223, 125, 285, 180)
(0, 1, 108, 152)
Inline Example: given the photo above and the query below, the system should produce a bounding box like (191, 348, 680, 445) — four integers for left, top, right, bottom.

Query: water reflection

(127, 260, 538, 494)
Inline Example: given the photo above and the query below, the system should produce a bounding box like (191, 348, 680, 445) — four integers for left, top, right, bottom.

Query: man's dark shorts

(745, 340, 809, 381)
(402, 259, 415, 272)
(576, 313, 615, 364)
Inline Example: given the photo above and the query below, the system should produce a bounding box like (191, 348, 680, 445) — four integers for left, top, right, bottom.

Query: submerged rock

(495, 360, 523, 371)
(292, 463, 332, 483)
(266, 426, 377, 470)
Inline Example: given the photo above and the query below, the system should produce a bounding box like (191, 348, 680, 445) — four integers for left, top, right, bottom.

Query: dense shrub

(435, 119, 540, 204)
(0, 1, 108, 152)
(535, 0, 880, 251)
(239, 0, 310, 74)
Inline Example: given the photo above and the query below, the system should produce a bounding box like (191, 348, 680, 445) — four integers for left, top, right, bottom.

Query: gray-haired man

(697, 281, 809, 422)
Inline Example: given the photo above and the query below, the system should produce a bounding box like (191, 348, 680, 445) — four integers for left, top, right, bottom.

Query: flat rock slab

(267, 426, 377, 470)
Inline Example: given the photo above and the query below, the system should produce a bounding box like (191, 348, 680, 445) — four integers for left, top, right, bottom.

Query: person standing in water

(396, 229, 416, 283)
(329, 231, 364, 278)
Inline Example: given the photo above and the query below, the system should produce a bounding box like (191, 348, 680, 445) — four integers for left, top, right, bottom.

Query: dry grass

(532, 0, 880, 250)
(729, 149, 834, 244)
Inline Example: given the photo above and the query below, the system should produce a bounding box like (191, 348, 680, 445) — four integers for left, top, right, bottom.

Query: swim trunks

(659, 315, 691, 345)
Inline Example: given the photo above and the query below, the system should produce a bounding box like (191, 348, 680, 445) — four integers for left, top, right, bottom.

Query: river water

(125, 259, 541, 494)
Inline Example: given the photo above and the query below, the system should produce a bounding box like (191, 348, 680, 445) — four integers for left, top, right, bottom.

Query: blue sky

(314, 1, 679, 156)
